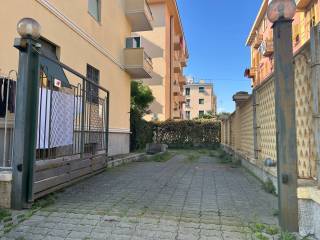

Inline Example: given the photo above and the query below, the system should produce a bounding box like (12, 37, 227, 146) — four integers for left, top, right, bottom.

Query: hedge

(130, 118, 221, 151)
(154, 120, 221, 148)
(130, 111, 154, 151)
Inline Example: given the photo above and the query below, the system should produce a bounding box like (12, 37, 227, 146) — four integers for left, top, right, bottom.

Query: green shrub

(130, 109, 154, 152)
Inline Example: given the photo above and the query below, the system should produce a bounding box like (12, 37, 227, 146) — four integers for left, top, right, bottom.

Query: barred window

(86, 65, 100, 104)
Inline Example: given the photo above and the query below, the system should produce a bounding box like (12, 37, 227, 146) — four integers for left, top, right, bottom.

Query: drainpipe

(310, 24, 320, 187)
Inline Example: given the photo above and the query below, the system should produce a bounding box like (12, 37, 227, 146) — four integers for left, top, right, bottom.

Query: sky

(176, 0, 262, 113)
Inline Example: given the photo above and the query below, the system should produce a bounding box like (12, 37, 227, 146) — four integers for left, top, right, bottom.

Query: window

(186, 99, 190, 107)
(126, 37, 141, 48)
(185, 88, 190, 96)
(88, 0, 101, 22)
(199, 111, 205, 117)
(86, 65, 100, 104)
(186, 111, 190, 120)
(199, 87, 205, 93)
(199, 99, 204, 105)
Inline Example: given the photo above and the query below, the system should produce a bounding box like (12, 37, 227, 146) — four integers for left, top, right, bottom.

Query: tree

(131, 81, 154, 116)
(130, 81, 155, 151)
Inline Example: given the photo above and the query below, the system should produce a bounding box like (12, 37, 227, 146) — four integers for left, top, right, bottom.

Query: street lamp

(267, 0, 299, 232)
(12, 18, 41, 210)
(17, 18, 41, 39)
(267, 0, 296, 23)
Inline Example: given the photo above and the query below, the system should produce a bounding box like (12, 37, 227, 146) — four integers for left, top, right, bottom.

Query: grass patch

(149, 152, 173, 162)
(0, 208, 11, 221)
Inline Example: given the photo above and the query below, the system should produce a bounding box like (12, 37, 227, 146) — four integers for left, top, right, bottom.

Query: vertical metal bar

(72, 86, 76, 155)
(12, 38, 41, 209)
(310, 24, 320, 187)
(3, 79, 10, 166)
(48, 78, 53, 159)
(273, 19, 299, 231)
(89, 83, 92, 153)
(80, 79, 86, 158)
(38, 72, 43, 159)
(105, 92, 110, 156)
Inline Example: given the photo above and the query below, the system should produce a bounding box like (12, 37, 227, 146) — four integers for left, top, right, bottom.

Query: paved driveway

(2, 152, 278, 240)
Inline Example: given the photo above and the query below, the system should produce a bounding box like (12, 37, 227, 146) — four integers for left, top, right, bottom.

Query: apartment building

(245, 0, 319, 87)
(222, 0, 320, 237)
(0, 0, 155, 156)
(136, 0, 188, 121)
(183, 80, 217, 120)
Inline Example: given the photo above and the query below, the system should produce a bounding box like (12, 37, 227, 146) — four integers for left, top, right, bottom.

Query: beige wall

(139, 3, 168, 121)
(183, 84, 216, 119)
(139, 0, 187, 121)
(0, 0, 132, 132)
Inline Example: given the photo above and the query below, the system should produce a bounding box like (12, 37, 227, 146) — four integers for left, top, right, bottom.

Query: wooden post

(310, 24, 320, 188)
(273, 19, 299, 232)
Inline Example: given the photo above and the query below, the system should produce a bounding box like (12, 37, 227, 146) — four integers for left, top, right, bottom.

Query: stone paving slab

(1, 153, 279, 240)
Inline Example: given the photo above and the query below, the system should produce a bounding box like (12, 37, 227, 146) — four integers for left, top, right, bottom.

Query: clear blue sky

(177, 1, 262, 113)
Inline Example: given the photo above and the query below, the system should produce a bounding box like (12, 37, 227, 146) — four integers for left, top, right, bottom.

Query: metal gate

(32, 52, 110, 199)
(10, 29, 110, 209)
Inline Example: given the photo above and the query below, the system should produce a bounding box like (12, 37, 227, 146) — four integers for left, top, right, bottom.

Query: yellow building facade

(0, 0, 155, 155)
(137, 0, 188, 121)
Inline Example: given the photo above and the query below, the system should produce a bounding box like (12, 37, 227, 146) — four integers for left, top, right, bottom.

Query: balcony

(125, 0, 153, 32)
(174, 60, 182, 73)
(253, 34, 263, 49)
(174, 35, 182, 50)
(124, 48, 153, 79)
(244, 68, 256, 79)
(262, 40, 274, 57)
(180, 54, 187, 67)
(175, 95, 186, 103)
(179, 75, 187, 85)
(173, 83, 180, 94)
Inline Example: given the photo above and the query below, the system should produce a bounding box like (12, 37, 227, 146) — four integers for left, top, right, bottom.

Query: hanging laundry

(8, 80, 16, 113)
(37, 88, 74, 149)
(0, 78, 8, 118)
(0, 78, 5, 117)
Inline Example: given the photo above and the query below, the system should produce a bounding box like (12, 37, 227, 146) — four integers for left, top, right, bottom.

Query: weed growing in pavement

(262, 178, 277, 195)
(32, 194, 57, 209)
(0, 209, 11, 221)
(148, 152, 173, 162)
(279, 232, 297, 240)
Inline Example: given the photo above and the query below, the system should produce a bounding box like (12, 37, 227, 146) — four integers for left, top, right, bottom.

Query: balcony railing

(124, 48, 153, 79)
(174, 60, 182, 73)
(253, 34, 263, 49)
(126, 0, 153, 32)
(262, 40, 274, 57)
